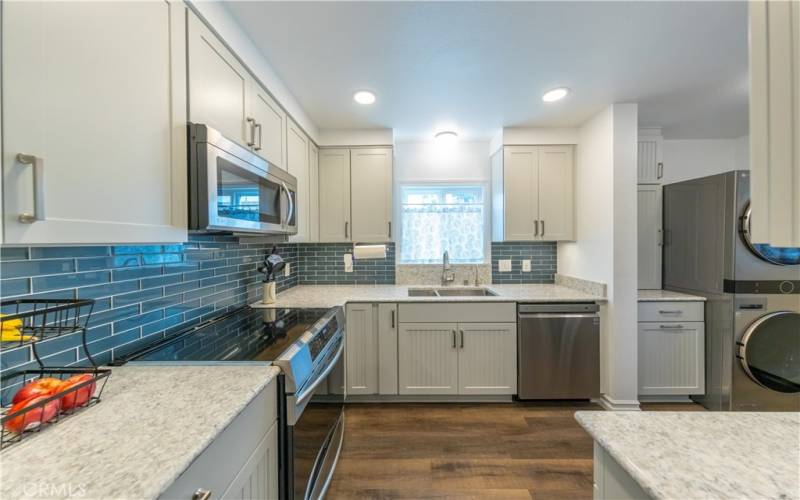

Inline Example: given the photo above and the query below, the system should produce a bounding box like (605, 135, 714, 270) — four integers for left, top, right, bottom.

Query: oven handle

(294, 340, 344, 408)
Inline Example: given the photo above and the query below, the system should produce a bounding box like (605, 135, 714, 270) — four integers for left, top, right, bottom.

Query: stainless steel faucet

(442, 251, 455, 286)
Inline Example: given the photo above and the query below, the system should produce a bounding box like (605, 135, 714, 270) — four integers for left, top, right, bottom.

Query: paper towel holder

(352, 243, 387, 260)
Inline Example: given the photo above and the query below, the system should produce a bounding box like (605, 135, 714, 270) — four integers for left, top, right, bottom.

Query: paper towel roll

(353, 244, 387, 259)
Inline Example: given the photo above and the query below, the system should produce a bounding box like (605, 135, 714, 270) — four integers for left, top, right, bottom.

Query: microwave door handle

(278, 182, 287, 226)
(282, 182, 295, 226)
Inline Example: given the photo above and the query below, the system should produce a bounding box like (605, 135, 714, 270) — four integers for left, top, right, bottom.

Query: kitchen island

(0, 364, 280, 499)
(575, 411, 800, 500)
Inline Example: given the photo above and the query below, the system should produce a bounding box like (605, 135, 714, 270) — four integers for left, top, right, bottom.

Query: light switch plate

(499, 259, 512, 272)
(284, 263, 291, 276)
(522, 260, 531, 272)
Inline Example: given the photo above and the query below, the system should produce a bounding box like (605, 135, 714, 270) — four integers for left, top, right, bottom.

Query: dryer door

(738, 311, 800, 393)
(740, 202, 800, 265)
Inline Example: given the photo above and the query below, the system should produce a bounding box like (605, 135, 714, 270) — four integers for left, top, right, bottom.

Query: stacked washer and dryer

(663, 170, 799, 411)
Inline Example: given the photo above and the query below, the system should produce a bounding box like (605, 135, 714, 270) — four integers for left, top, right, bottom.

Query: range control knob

(779, 281, 795, 294)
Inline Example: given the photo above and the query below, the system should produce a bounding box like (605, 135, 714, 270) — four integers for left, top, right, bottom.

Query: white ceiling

(226, 1, 749, 141)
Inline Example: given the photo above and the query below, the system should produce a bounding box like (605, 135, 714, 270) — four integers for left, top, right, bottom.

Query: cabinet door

(187, 11, 250, 148)
(308, 143, 320, 242)
(2, 0, 187, 244)
(638, 322, 705, 395)
(398, 322, 459, 395)
(378, 303, 398, 395)
(350, 148, 393, 242)
(318, 149, 351, 242)
(249, 85, 287, 170)
(457, 322, 517, 395)
(637, 134, 663, 183)
(287, 120, 310, 242)
(537, 146, 574, 241)
(637, 185, 663, 289)
(221, 421, 279, 500)
(346, 303, 378, 395)
(503, 146, 538, 240)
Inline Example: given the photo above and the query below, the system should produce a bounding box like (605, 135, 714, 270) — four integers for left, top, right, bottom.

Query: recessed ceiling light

(353, 90, 376, 105)
(435, 130, 458, 144)
(542, 87, 570, 102)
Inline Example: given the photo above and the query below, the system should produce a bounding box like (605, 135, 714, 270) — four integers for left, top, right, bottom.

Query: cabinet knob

(192, 488, 211, 500)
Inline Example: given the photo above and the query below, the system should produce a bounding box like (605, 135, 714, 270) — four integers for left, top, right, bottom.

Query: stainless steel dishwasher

(517, 303, 600, 399)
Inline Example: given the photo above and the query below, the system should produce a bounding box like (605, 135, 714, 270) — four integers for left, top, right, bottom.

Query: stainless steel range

(114, 305, 345, 499)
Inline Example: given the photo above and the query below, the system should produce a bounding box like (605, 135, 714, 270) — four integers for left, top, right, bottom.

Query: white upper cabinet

(2, 0, 187, 244)
(350, 148, 393, 242)
(749, 0, 800, 247)
(249, 86, 287, 170)
(188, 11, 288, 172)
(493, 145, 575, 241)
(318, 149, 352, 242)
(308, 143, 320, 242)
(637, 185, 663, 290)
(187, 12, 249, 148)
(287, 119, 310, 242)
(637, 128, 664, 183)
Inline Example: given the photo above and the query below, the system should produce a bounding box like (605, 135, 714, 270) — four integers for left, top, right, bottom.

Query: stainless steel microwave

(188, 124, 297, 235)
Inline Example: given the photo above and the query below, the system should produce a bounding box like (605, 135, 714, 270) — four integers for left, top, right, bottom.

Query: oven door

(286, 337, 345, 500)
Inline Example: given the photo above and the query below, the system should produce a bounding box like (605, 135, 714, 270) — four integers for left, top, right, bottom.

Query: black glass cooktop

(117, 306, 331, 363)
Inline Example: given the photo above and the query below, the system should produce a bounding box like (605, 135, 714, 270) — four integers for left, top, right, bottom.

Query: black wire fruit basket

(0, 299, 111, 450)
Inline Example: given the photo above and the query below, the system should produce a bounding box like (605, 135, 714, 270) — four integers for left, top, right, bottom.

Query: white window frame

(395, 180, 491, 265)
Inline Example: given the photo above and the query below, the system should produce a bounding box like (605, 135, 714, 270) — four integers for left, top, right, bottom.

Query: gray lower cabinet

(160, 379, 278, 499)
(345, 303, 398, 395)
(398, 322, 460, 395)
(593, 442, 649, 500)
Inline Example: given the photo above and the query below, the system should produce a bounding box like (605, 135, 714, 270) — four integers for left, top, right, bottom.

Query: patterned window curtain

(400, 186, 485, 264)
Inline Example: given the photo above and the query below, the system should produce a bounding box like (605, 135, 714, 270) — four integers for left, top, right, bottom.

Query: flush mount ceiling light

(542, 87, 570, 102)
(353, 90, 376, 105)
(434, 130, 458, 144)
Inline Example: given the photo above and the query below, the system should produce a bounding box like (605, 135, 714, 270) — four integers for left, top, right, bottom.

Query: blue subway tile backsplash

(491, 241, 557, 284)
(0, 235, 298, 375)
(298, 243, 396, 285)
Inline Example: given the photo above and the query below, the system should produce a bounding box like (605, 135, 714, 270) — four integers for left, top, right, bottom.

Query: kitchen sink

(407, 287, 498, 297)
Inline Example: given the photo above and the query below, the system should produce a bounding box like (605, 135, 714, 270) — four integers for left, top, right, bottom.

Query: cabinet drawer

(638, 301, 703, 322)
(160, 379, 277, 499)
(398, 302, 516, 323)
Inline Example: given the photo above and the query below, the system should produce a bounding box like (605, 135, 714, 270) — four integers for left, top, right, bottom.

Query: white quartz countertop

(252, 284, 605, 309)
(638, 289, 706, 302)
(575, 411, 800, 500)
(0, 364, 280, 500)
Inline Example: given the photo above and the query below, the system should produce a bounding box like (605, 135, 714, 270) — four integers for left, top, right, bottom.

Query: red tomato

(3, 396, 60, 434)
(11, 377, 63, 405)
(57, 374, 96, 411)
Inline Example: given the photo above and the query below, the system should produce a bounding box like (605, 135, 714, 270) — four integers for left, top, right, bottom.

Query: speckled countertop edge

(0, 364, 281, 500)
(575, 411, 800, 500)
(252, 284, 606, 309)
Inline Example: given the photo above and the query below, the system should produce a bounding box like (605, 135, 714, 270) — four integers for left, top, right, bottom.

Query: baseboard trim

(598, 394, 641, 411)
(346, 394, 514, 403)
(638, 395, 694, 403)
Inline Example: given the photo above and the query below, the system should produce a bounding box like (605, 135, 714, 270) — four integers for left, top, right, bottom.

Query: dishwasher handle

(518, 313, 599, 319)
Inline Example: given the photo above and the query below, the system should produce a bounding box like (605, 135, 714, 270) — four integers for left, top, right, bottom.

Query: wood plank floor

(326, 401, 703, 499)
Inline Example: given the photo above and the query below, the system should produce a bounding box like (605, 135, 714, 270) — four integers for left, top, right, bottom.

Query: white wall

(189, 1, 319, 142)
(661, 136, 750, 184)
(490, 127, 580, 154)
(318, 129, 393, 147)
(394, 141, 491, 182)
(558, 103, 639, 410)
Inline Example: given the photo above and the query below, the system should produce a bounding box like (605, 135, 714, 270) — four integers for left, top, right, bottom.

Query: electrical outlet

(343, 253, 354, 273)
(499, 259, 512, 272)
(284, 263, 291, 276)
(522, 259, 531, 272)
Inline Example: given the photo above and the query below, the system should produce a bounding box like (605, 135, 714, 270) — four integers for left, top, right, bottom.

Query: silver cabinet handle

(459, 329, 464, 348)
(534, 220, 539, 237)
(657, 162, 664, 179)
(192, 489, 211, 500)
(452, 329, 456, 349)
(344, 221, 349, 239)
(390, 309, 395, 328)
(246, 117, 256, 147)
(657, 229, 663, 246)
(658, 310, 683, 314)
(388, 221, 392, 238)
(541, 220, 545, 237)
(659, 324, 684, 330)
(16, 154, 45, 223)
(254, 122, 263, 151)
